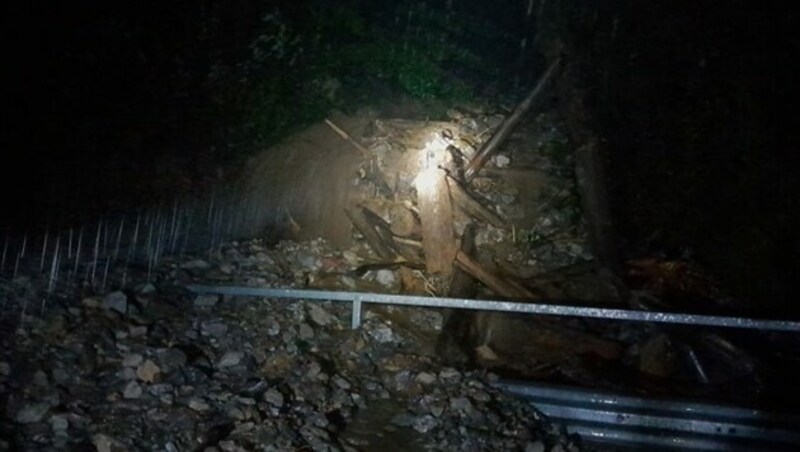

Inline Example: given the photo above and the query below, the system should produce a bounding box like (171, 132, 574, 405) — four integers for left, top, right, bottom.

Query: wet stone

(123, 380, 143, 399)
(307, 304, 334, 327)
(188, 397, 211, 412)
(194, 294, 220, 308)
(50, 414, 69, 433)
(137, 360, 161, 383)
(118, 367, 137, 381)
(263, 388, 284, 408)
(450, 397, 476, 414)
(129, 325, 148, 338)
(157, 347, 188, 373)
(103, 291, 128, 315)
(32, 369, 49, 387)
(415, 372, 436, 385)
(525, 441, 546, 452)
(16, 403, 50, 424)
(265, 317, 281, 336)
(123, 353, 144, 367)
(368, 323, 396, 344)
(298, 323, 315, 340)
(201, 320, 228, 338)
(217, 351, 245, 368)
(181, 259, 211, 270)
(413, 414, 438, 433)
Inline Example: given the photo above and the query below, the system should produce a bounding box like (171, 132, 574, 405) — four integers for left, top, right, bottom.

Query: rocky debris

(0, 236, 579, 450)
(194, 294, 220, 308)
(103, 290, 128, 315)
(0, 105, 618, 450)
(15, 403, 50, 424)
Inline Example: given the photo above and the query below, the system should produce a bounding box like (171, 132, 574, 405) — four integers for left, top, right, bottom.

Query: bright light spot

(414, 131, 450, 196)
(415, 167, 441, 196)
(418, 132, 450, 170)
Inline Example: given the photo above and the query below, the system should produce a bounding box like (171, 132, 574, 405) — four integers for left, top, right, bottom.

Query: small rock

(265, 317, 281, 336)
(188, 397, 211, 412)
(201, 320, 228, 338)
(298, 323, 314, 340)
(219, 440, 248, 452)
(374, 269, 397, 288)
(92, 434, 117, 452)
(413, 415, 438, 433)
(103, 291, 128, 315)
(118, 367, 137, 381)
(369, 324, 395, 343)
(307, 304, 334, 327)
(333, 375, 351, 390)
(181, 259, 211, 270)
(217, 351, 245, 368)
(525, 441, 546, 452)
(493, 154, 511, 168)
(263, 388, 284, 408)
(32, 370, 49, 387)
(0, 361, 10, 376)
(157, 348, 188, 373)
(50, 414, 69, 433)
(194, 294, 220, 308)
(475, 344, 499, 361)
(136, 360, 161, 383)
(295, 251, 320, 270)
(138, 282, 157, 294)
(81, 297, 102, 309)
(122, 354, 144, 367)
(15, 403, 49, 424)
(439, 368, 461, 381)
(123, 381, 143, 399)
(218, 263, 235, 275)
(415, 372, 436, 385)
(450, 397, 475, 414)
(390, 413, 415, 427)
(129, 325, 148, 337)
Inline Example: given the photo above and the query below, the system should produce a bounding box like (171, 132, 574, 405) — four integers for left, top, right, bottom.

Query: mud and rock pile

(0, 239, 581, 451)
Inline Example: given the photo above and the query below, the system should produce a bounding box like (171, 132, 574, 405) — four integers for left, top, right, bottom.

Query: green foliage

(215, 1, 525, 155)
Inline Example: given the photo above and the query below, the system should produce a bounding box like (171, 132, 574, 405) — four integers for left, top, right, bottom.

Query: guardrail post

(351, 295, 363, 329)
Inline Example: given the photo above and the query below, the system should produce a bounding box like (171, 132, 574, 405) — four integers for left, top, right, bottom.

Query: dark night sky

(1, 1, 798, 311)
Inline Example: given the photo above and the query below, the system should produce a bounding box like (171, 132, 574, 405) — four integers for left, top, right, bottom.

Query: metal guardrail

(497, 381, 800, 451)
(186, 285, 800, 450)
(186, 285, 800, 332)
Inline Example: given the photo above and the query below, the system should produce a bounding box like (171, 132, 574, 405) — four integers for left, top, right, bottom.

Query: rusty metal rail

(186, 285, 800, 332)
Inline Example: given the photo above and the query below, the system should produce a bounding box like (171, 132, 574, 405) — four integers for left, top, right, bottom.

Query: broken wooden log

(464, 57, 562, 181)
(449, 223, 479, 299)
(324, 118, 371, 159)
(437, 223, 480, 365)
(415, 167, 458, 276)
(446, 176, 506, 228)
(454, 250, 535, 299)
(345, 205, 397, 260)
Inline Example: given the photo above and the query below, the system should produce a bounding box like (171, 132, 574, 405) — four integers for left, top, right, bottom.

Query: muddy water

(341, 397, 424, 451)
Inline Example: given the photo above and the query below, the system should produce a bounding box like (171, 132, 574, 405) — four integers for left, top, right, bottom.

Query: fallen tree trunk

(415, 168, 458, 276)
(454, 250, 535, 299)
(464, 58, 562, 181)
(345, 205, 397, 260)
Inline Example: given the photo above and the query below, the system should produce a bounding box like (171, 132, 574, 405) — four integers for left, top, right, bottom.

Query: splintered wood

(415, 167, 458, 277)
